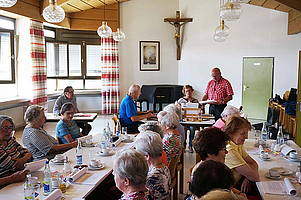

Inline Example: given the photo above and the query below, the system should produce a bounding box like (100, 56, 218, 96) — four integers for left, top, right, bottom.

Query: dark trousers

(209, 104, 227, 121)
(125, 121, 144, 134)
(76, 122, 92, 136)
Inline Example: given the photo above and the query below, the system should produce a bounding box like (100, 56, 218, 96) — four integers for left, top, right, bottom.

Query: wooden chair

(111, 114, 119, 134)
(167, 156, 180, 200)
(177, 149, 184, 194)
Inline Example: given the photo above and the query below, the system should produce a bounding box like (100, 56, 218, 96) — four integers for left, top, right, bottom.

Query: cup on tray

(260, 152, 269, 159)
(90, 159, 100, 167)
(290, 152, 298, 159)
(101, 148, 110, 154)
(269, 169, 280, 177)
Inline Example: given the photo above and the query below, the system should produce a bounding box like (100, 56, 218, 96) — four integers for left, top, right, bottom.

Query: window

(0, 16, 15, 84)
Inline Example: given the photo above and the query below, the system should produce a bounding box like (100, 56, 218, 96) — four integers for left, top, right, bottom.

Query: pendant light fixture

(113, 2, 125, 42)
(213, 34, 226, 42)
(220, 0, 243, 21)
(42, 0, 65, 23)
(97, 0, 112, 38)
(0, 0, 17, 7)
(215, 20, 230, 37)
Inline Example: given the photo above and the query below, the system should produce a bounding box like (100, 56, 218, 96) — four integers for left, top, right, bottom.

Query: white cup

(260, 152, 269, 159)
(102, 148, 110, 154)
(90, 159, 100, 167)
(290, 152, 298, 159)
(86, 139, 93, 145)
(269, 169, 279, 177)
(55, 154, 64, 161)
(51, 178, 60, 188)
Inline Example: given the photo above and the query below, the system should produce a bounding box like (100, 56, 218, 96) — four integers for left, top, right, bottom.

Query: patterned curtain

(30, 19, 47, 109)
(101, 37, 120, 114)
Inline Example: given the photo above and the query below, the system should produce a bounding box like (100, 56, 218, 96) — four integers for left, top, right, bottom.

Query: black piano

(136, 84, 184, 112)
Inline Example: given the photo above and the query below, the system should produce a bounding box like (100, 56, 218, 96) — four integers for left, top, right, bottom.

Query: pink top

(213, 118, 225, 130)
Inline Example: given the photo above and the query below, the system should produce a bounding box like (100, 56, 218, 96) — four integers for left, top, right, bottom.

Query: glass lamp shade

(220, 1, 243, 21)
(215, 20, 230, 37)
(97, 21, 112, 38)
(113, 28, 126, 41)
(213, 34, 226, 42)
(42, 0, 65, 23)
(0, 0, 17, 7)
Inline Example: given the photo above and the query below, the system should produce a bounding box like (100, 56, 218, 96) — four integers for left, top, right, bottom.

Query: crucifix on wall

(164, 11, 193, 60)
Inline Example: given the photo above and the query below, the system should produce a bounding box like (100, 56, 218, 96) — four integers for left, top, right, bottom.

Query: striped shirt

(56, 119, 81, 144)
(204, 77, 234, 103)
(0, 137, 29, 177)
(22, 127, 58, 161)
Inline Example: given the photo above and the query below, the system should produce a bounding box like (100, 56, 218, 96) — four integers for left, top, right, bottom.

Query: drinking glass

(89, 148, 96, 160)
(254, 130, 260, 145)
(122, 127, 127, 135)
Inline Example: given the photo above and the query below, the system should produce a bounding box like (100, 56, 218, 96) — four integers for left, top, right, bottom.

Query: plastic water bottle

(101, 128, 109, 150)
(76, 140, 83, 165)
(24, 174, 34, 200)
(43, 160, 52, 196)
(277, 126, 284, 145)
(106, 121, 111, 138)
(116, 119, 121, 137)
(261, 122, 267, 143)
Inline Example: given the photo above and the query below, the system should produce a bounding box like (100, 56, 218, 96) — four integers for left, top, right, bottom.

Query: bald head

(211, 68, 222, 81)
(128, 84, 141, 100)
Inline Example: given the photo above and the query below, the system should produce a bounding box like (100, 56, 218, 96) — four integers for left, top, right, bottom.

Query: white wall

(119, 0, 179, 98)
(178, 0, 301, 108)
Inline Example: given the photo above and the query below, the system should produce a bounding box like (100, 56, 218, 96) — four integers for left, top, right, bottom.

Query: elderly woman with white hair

(213, 105, 240, 130)
(134, 131, 171, 200)
(157, 111, 183, 162)
(112, 148, 155, 200)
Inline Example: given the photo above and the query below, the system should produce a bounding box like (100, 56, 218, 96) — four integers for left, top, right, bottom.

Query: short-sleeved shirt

(53, 94, 78, 115)
(147, 165, 171, 200)
(22, 127, 58, 161)
(204, 77, 234, 103)
(119, 94, 137, 126)
(163, 134, 183, 162)
(0, 137, 30, 177)
(225, 140, 249, 184)
(56, 119, 81, 144)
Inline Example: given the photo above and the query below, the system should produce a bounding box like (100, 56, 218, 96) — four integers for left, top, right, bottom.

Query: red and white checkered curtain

(101, 37, 120, 114)
(30, 19, 47, 109)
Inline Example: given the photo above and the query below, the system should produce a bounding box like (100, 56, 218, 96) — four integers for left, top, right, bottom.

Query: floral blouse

(163, 134, 183, 162)
(120, 189, 155, 200)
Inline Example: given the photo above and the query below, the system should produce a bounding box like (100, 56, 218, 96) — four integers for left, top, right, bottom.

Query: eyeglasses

(68, 91, 74, 94)
(0, 126, 14, 131)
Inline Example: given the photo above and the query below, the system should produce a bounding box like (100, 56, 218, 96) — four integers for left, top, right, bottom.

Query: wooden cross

(164, 11, 193, 60)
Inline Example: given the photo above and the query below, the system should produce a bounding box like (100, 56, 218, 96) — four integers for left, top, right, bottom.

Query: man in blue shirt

(120, 84, 154, 133)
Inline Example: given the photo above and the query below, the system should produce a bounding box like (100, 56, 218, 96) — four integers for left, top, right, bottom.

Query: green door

(242, 58, 274, 120)
(296, 52, 301, 146)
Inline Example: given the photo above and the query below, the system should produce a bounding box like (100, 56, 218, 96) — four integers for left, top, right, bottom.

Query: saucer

(96, 151, 114, 156)
(270, 167, 294, 176)
(284, 156, 301, 162)
(258, 156, 271, 161)
(50, 159, 65, 165)
(265, 172, 282, 180)
(88, 163, 105, 170)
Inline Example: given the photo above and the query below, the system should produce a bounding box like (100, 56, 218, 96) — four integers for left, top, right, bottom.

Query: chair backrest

(168, 156, 180, 179)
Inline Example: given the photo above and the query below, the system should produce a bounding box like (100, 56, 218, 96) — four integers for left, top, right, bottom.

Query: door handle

(243, 85, 249, 92)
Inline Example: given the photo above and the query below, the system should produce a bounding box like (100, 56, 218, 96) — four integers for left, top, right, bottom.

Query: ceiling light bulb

(0, 0, 17, 7)
(97, 21, 112, 38)
(113, 28, 126, 41)
(42, 0, 65, 23)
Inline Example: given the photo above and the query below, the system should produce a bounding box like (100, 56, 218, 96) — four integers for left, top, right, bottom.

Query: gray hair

(61, 102, 75, 115)
(113, 148, 148, 187)
(0, 115, 15, 129)
(221, 105, 240, 121)
(164, 104, 181, 119)
(24, 105, 44, 124)
(138, 122, 164, 138)
(157, 110, 179, 129)
(134, 131, 163, 158)
(128, 84, 140, 94)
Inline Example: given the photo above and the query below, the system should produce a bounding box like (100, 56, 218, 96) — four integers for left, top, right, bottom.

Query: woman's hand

(11, 170, 29, 183)
(241, 178, 252, 194)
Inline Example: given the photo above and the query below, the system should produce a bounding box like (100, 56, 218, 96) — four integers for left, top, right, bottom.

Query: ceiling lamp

(97, 0, 112, 38)
(215, 20, 229, 37)
(220, 0, 243, 21)
(213, 34, 226, 42)
(113, 28, 126, 41)
(42, 0, 65, 23)
(0, 0, 17, 7)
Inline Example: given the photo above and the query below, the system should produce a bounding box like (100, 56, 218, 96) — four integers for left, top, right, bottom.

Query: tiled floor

(14, 114, 195, 200)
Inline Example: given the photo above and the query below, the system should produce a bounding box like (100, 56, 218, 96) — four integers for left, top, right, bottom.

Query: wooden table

(244, 139, 301, 199)
(0, 134, 134, 200)
(45, 113, 97, 123)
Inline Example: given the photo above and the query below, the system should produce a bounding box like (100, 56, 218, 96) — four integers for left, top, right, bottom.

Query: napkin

(44, 189, 62, 200)
(78, 135, 93, 142)
(280, 144, 296, 156)
(112, 138, 122, 147)
(284, 178, 298, 196)
(24, 158, 48, 172)
(69, 167, 88, 183)
(259, 145, 264, 154)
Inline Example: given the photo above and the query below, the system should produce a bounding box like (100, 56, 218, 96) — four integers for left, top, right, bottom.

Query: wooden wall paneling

(61, 4, 81, 12)
(274, 0, 301, 12)
(288, 14, 301, 35)
(288, 9, 301, 21)
(276, 4, 292, 12)
(70, 18, 118, 31)
(249, 0, 267, 6)
(263, 0, 281, 10)
(70, 8, 118, 20)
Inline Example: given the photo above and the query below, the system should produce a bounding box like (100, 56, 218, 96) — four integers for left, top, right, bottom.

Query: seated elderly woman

(163, 104, 185, 144)
(134, 131, 171, 200)
(113, 148, 155, 200)
(56, 102, 83, 144)
(0, 115, 32, 187)
(213, 105, 240, 130)
(157, 111, 183, 162)
(224, 115, 260, 194)
(22, 105, 78, 161)
(138, 122, 168, 166)
(191, 127, 229, 175)
(199, 189, 247, 200)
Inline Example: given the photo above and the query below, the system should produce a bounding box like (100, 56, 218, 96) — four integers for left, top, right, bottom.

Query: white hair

(134, 131, 163, 158)
(129, 84, 140, 94)
(138, 122, 164, 138)
(157, 110, 179, 129)
(163, 104, 181, 119)
(220, 105, 240, 121)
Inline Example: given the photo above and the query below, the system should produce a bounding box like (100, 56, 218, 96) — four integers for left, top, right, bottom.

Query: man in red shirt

(202, 68, 234, 121)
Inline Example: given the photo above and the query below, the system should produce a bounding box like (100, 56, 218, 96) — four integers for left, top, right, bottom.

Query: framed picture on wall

(140, 41, 160, 71)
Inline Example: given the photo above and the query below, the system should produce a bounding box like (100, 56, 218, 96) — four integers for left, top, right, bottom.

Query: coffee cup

(90, 159, 100, 167)
(102, 148, 110, 154)
(52, 178, 60, 188)
(86, 139, 93, 145)
(55, 154, 64, 161)
(269, 169, 279, 177)
(260, 152, 269, 159)
(290, 152, 298, 159)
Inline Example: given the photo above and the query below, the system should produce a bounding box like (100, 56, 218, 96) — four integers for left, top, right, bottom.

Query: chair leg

(174, 177, 178, 200)
(180, 168, 184, 194)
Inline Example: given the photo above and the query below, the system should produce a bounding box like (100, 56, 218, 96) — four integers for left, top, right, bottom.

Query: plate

(50, 159, 65, 165)
(265, 172, 282, 180)
(96, 151, 114, 156)
(270, 167, 294, 176)
(284, 156, 301, 162)
(88, 163, 105, 170)
(258, 157, 271, 161)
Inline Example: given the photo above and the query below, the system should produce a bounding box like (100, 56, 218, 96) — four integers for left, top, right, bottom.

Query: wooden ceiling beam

(274, 0, 301, 12)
